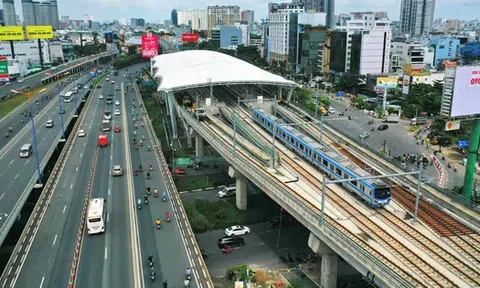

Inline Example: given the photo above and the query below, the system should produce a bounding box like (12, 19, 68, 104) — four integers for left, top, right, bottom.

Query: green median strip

(0, 94, 29, 118)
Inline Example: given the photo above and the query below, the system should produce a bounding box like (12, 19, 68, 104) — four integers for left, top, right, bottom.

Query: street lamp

(170, 143, 176, 173)
(11, 88, 47, 188)
(56, 85, 66, 141)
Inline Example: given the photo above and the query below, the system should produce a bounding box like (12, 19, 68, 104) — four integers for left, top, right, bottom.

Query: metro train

(252, 109, 391, 208)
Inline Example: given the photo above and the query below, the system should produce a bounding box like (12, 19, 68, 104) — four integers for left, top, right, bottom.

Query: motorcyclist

(186, 267, 192, 277)
(137, 198, 141, 206)
(139, 164, 142, 171)
(5, 132, 9, 138)
(162, 192, 167, 200)
(149, 163, 153, 171)
(147, 186, 151, 194)
(144, 194, 148, 201)
(134, 168, 139, 175)
(8, 126, 12, 132)
(156, 218, 161, 226)
(148, 254, 153, 264)
(165, 212, 170, 221)
(146, 172, 151, 179)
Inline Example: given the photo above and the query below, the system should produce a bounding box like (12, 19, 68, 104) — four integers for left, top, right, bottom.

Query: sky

(6, 0, 480, 23)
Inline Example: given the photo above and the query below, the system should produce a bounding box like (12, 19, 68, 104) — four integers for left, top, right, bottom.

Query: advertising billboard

(0, 57, 9, 82)
(141, 31, 159, 58)
(403, 63, 431, 76)
(376, 77, 398, 89)
(450, 66, 480, 118)
(182, 33, 199, 43)
(402, 75, 410, 95)
(26, 26, 53, 39)
(0, 26, 24, 41)
(104, 32, 113, 44)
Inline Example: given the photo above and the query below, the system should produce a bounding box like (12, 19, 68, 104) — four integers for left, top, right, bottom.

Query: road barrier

(432, 155, 446, 188)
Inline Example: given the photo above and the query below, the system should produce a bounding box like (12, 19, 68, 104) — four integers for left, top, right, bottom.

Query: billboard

(402, 75, 410, 95)
(26, 26, 53, 39)
(104, 32, 113, 44)
(141, 31, 159, 58)
(445, 120, 461, 131)
(0, 26, 24, 41)
(403, 63, 431, 76)
(450, 66, 480, 118)
(182, 33, 199, 43)
(0, 57, 8, 82)
(376, 77, 398, 89)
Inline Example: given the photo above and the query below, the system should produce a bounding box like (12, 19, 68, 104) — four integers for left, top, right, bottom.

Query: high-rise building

(0, 9, 4, 25)
(3, 0, 16, 26)
(234, 22, 249, 46)
(241, 10, 254, 24)
(171, 9, 178, 26)
(219, 26, 242, 48)
(399, 0, 436, 37)
(390, 41, 426, 73)
(61, 15, 69, 23)
(130, 18, 145, 27)
(292, 0, 334, 28)
(177, 9, 208, 31)
(22, 0, 36, 26)
(429, 37, 460, 68)
(207, 6, 240, 35)
(49, 0, 59, 29)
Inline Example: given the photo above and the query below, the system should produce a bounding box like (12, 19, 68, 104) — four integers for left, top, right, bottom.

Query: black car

(217, 236, 245, 248)
(378, 124, 389, 131)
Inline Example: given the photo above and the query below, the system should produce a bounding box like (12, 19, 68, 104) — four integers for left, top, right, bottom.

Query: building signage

(402, 75, 410, 95)
(376, 77, 398, 89)
(450, 66, 480, 118)
(403, 63, 431, 76)
(141, 31, 159, 58)
(0, 26, 25, 41)
(0, 57, 9, 82)
(26, 26, 53, 39)
(470, 69, 480, 87)
(445, 120, 461, 131)
(181, 33, 199, 43)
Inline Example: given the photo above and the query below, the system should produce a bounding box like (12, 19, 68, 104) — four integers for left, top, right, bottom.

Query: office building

(177, 9, 207, 31)
(297, 26, 328, 77)
(207, 6, 240, 35)
(292, 0, 334, 28)
(131, 18, 145, 27)
(399, 0, 436, 37)
(429, 37, 460, 68)
(0, 9, 4, 25)
(22, 0, 36, 26)
(336, 12, 391, 75)
(219, 26, 242, 48)
(3, 0, 16, 26)
(241, 10, 254, 24)
(49, 0, 58, 28)
(164, 19, 173, 27)
(268, 3, 305, 63)
(329, 31, 347, 74)
(234, 22, 249, 46)
(61, 15, 69, 23)
(171, 9, 178, 26)
(0, 40, 51, 64)
(390, 42, 426, 72)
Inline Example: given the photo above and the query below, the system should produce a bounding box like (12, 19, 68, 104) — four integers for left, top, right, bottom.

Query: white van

(20, 144, 33, 158)
(218, 186, 236, 198)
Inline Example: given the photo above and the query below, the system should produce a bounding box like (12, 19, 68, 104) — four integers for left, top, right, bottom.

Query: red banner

(182, 33, 198, 43)
(142, 32, 159, 58)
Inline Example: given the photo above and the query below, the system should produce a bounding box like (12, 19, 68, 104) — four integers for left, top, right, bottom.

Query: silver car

(112, 165, 123, 176)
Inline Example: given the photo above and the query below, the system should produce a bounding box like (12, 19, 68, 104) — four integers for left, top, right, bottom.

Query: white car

(99, 94, 104, 99)
(106, 77, 110, 81)
(45, 119, 54, 128)
(104, 111, 112, 120)
(18, 79, 24, 83)
(225, 225, 250, 236)
(111, 80, 115, 84)
(114, 109, 121, 116)
(328, 107, 335, 113)
(115, 100, 120, 106)
(77, 129, 86, 137)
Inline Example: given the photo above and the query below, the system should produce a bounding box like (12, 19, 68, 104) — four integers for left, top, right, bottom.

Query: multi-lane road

(0, 76, 90, 245)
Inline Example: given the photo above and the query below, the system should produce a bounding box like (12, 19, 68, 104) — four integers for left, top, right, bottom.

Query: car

(77, 129, 86, 137)
(115, 85, 120, 91)
(106, 77, 109, 81)
(115, 100, 120, 106)
(97, 84, 102, 88)
(328, 107, 335, 113)
(45, 119, 54, 128)
(378, 124, 389, 131)
(114, 109, 121, 116)
(217, 236, 245, 248)
(99, 94, 104, 99)
(84, 85, 88, 89)
(225, 225, 250, 236)
(111, 165, 123, 176)
(111, 80, 115, 84)
(359, 132, 370, 139)
(218, 186, 236, 198)
(104, 111, 112, 120)
(18, 79, 24, 83)
(114, 126, 121, 133)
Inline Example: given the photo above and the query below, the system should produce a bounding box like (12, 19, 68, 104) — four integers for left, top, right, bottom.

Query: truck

(182, 96, 192, 108)
(384, 114, 400, 123)
(102, 120, 110, 132)
(410, 117, 427, 125)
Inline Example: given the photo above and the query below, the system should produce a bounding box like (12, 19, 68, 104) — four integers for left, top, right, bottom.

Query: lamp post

(170, 143, 176, 174)
(56, 86, 66, 141)
(11, 88, 47, 187)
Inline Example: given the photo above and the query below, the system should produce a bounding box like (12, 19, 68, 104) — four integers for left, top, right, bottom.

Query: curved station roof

(152, 50, 296, 92)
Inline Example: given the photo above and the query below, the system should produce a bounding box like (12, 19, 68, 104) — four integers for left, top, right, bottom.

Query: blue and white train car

(252, 109, 391, 208)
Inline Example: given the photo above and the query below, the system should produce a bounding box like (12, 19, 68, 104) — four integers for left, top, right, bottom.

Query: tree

(335, 73, 364, 93)
(198, 40, 219, 51)
(401, 82, 443, 118)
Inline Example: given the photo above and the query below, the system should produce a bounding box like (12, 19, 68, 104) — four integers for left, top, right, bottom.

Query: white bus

(63, 91, 73, 103)
(87, 198, 106, 234)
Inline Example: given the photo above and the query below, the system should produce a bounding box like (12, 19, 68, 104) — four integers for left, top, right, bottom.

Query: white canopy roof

(152, 50, 296, 92)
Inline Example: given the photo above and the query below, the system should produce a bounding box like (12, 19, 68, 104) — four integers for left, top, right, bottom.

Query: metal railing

(176, 103, 417, 288)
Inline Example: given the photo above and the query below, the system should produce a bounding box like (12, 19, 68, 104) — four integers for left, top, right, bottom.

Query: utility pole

(464, 119, 480, 200)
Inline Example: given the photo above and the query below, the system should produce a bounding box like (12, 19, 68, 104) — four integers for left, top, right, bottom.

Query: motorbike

(148, 146, 151, 151)
(184, 279, 190, 288)
(162, 195, 167, 202)
(139, 166, 143, 172)
(371, 127, 374, 132)
(138, 203, 142, 209)
(150, 271, 156, 281)
(140, 141, 144, 147)
(154, 190, 159, 198)
(156, 222, 161, 229)
(5, 133, 9, 138)
(149, 165, 153, 172)
(166, 215, 170, 222)
(147, 188, 151, 195)
(135, 143, 139, 150)
(222, 246, 233, 254)
(134, 168, 139, 175)
(148, 259, 154, 267)
(147, 173, 151, 180)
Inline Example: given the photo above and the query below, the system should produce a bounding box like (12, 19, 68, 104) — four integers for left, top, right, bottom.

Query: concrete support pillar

(195, 135, 204, 157)
(279, 87, 283, 101)
(167, 92, 178, 139)
(228, 166, 247, 210)
(308, 233, 338, 288)
(286, 87, 294, 103)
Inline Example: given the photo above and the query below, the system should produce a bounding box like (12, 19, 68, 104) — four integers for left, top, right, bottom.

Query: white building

(234, 22, 250, 46)
(49, 40, 64, 63)
(337, 12, 391, 75)
(0, 40, 51, 66)
(390, 42, 425, 73)
(268, 3, 305, 62)
(177, 9, 208, 31)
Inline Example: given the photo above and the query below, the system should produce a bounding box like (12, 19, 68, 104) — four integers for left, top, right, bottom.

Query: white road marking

(107, 213, 110, 222)
(104, 246, 108, 259)
(80, 153, 83, 158)
(39, 276, 45, 288)
(52, 234, 57, 246)
(76, 166, 79, 172)
(110, 155, 112, 160)
(108, 188, 111, 196)
(26, 159, 30, 164)
(9, 160, 14, 165)
(70, 184, 73, 190)
(42, 137, 46, 141)
(84, 142, 86, 146)
(63, 205, 66, 214)
(14, 174, 19, 180)
(0, 193, 5, 200)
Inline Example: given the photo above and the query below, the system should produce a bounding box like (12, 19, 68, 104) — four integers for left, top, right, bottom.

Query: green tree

(335, 73, 364, 93)
(401, 81, 443, 118)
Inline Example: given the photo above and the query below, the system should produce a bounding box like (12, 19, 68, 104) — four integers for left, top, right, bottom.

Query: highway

(0, 76, 91, 246)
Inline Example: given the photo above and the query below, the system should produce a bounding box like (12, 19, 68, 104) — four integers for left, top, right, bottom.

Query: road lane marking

(0, 193, 4, 200)
(104, 246, 108, 259)
(26, 159, 30, 164)
(52, 235, 57, 246)
(110, 155, 112, 160)
(80, 153, 83, 158)
(108, 188, 110, 196)
(107, 213, 110, 222)
(63, 205, 66, 214)
(84, 142, 86, 146)
(42, 137, 46, 141)
(39, 276, 45, 288)
(76, 166, 79, 172)
(9, 160, 14, 165)
(14, 174, 19, 180)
